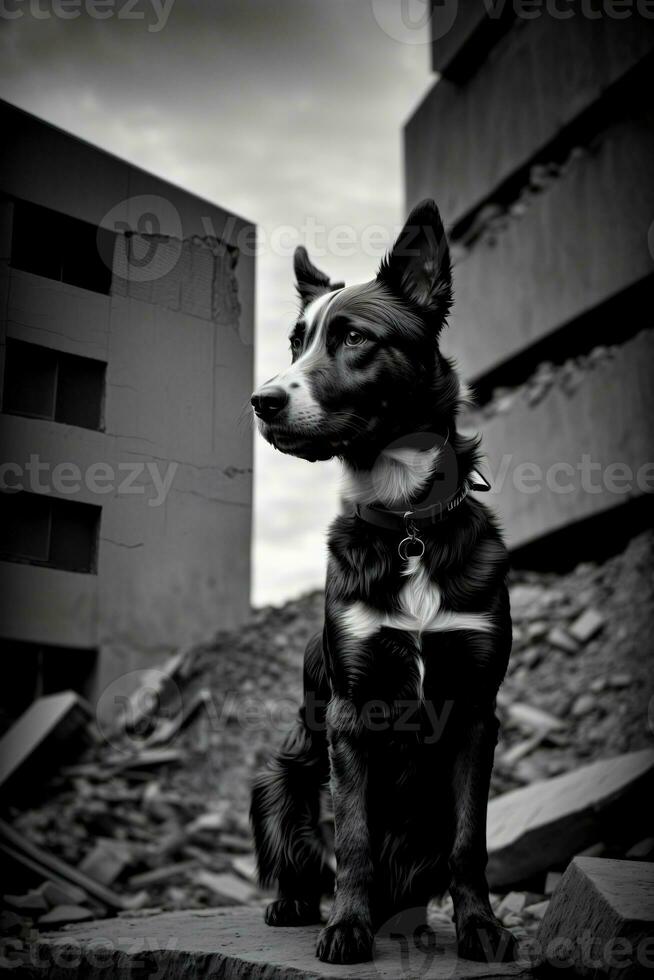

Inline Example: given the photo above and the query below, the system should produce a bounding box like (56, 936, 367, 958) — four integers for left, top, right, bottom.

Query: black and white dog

(250, 201, 516, 966)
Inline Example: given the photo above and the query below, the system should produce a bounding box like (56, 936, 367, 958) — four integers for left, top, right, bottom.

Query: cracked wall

(0, 105, 255, 717)
(112, 234, 241, 329)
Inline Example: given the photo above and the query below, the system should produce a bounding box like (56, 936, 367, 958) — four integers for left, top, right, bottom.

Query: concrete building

(0, 101, 255, 723)
(405, 7, 654, 564)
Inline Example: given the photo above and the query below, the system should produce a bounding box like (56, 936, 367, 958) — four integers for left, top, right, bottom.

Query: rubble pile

(1, 530, 652, 947)
(495, 527, 653, 793)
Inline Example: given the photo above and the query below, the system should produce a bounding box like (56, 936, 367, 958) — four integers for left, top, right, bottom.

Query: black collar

(352, 469, 490, 532)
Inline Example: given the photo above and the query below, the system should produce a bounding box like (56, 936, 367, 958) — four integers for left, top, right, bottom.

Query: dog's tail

(250, 636, 332, 898)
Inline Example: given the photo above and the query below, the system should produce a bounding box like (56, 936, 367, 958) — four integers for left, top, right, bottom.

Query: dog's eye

(344, 330, 366, 348)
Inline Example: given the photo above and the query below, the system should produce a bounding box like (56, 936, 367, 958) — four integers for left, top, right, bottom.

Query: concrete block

(195, 870, 255, 904)
(569, 609, 605, 644)
(479, 330, 654, 551)
(79, 839, 134, 887)
(443, 115, 654, 381)
(537, 857, 654, 978)
(35, 906, 533, 978)
(406, 14, 654, 227)
(486, 749, 654, 890)
(0, 691, 91, 789)
(39, 905, 95, 927)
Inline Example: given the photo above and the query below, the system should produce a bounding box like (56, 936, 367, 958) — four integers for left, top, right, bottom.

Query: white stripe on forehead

(304, 288, 340, 329)
(274, 287, 343, 409)
(280, 287, 344, 381)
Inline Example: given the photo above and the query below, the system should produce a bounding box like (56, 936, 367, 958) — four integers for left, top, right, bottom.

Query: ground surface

(32, 906, 535, 979)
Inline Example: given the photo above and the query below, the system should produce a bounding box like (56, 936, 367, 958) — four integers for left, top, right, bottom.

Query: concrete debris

(523, 900, 549, 920)
(506, 702, 564, 737)
(194, 870, 255, 905)
(79, 838, 134, 886)
(127, 860, 200, 890)
(496, 890, 526, 921)
(38, 880, 88, 907)
(231, 854, 258, 884)
(3, 890, 49, 914)
(1, 529, 652, 961)
(625, 837, 654, 861)
(0, 692, 92, 792)
(569, 608, 605, 644)
(537, 857, 654, 978)
(0, 818, 147, 912)
(38, 904, 95, 927)
(487, 749, 654, 890)
(546, 626, 579, 654)
(142, 688, 211, 747)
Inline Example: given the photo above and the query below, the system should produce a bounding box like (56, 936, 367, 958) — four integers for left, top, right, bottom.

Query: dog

(249, 200, 517, 966)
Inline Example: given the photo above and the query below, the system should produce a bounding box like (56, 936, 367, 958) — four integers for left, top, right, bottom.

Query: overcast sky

(0, 0, 433, 606)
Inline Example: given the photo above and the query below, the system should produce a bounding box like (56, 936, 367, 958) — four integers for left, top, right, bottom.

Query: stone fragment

(486, 749, 654, 889)
(547, 627, 579, 654)
(537, 857, 654, 978)
(569, 608, 605, 643)
(39, 905, 95, 927)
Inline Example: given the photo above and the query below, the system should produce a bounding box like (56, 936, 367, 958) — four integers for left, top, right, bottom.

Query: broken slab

(537, 857, 654, 978)
(487, 749, 654, 889)
(34, 906, 534, 979)
(38, 905, 95, 927)
(195, 870, 255, 905)
(0, 692, 91, 792)
(0, 819, 146, 912)
(79, 838, 134, 886)
(569, 608, 605, 644)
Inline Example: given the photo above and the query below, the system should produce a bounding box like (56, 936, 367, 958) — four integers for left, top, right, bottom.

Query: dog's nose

(251, 385, 289, 421)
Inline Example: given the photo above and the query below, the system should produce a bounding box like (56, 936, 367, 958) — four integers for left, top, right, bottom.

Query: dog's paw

(457, 915, 518, 963)
(316, 918, 373, 964)
(265, 898, 321, 927)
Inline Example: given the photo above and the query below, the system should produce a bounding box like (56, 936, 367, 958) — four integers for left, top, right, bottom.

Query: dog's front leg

(449, 707, 518, 963)
(316, 697, 374, 964)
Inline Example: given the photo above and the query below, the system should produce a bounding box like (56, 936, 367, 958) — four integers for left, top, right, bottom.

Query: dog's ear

(377, 199, 452, 321)
(294, 246, 342, 306)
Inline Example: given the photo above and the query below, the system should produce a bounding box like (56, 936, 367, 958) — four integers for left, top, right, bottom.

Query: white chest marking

(338, 562, 494, 644)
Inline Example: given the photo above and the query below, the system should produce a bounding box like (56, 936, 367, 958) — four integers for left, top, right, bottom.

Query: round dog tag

(398, 536, 425, 561)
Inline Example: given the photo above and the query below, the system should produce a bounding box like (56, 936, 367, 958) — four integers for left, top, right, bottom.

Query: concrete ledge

(479, 329, 654, 551)
(32, 907, 533, 979)
(443, 115, 654, 381)
(406, 15, 654, 228)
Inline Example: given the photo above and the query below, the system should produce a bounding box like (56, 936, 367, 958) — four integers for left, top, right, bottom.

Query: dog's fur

(250, 201, 516, 965)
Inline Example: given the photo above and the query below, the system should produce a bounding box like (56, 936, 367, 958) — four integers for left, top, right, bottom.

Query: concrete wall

(407, 11, 654, 227)
(405, 12, 654, 554)
(481, 330, 654, 549)
(447, 114, 654, 380)
(0, 102, 255, 710)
